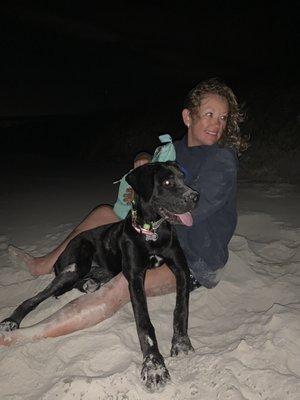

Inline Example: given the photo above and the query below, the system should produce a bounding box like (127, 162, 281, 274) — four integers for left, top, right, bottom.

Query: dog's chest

(149, 254, 164, 269)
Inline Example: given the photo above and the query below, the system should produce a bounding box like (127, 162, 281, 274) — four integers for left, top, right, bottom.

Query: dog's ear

(165, 161, 186, 177)
(165, 161, 178, 169)
(125, 164, 155, 202)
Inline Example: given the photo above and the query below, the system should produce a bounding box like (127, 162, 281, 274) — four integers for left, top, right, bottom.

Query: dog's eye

(162, 179, 174, 187)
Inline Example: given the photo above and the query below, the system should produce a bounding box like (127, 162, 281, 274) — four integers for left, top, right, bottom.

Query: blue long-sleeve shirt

(174, 136, 238, 288)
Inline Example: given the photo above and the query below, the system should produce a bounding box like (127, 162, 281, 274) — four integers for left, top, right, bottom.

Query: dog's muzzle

(157, 189, 199, 227)
(183, 190, 199, 205)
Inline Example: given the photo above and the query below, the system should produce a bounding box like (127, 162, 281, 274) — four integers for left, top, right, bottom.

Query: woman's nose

(212, 118, 221, 128)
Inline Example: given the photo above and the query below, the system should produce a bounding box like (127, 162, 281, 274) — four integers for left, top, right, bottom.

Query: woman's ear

(182, 109, 191, 128)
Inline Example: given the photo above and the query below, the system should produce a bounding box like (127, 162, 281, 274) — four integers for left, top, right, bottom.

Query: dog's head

(125, 161, 199, 226)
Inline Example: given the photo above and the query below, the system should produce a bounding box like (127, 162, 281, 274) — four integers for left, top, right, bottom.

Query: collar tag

(131, 203, 165, 242)
(146, 232, 158, 241)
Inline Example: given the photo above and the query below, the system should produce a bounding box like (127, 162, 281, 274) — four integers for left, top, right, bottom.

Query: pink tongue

(175, 212, 193, 226)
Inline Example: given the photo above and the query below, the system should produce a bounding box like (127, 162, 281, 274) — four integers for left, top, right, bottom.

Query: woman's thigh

(75, 204, 120, 233)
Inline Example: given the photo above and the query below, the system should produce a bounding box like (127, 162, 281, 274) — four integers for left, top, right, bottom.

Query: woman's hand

(133, 155, 151, 169)
(124, 187, 134, 204)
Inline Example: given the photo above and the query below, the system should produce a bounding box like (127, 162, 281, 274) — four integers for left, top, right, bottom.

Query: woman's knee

(90, 204, 119, 223)
(91, 204, 112, 216)
(105, 273, 131, 305)
(73, 205, 119, 235)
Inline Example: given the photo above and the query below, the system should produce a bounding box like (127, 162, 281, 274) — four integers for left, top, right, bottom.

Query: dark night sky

(0, 1, 299, 160)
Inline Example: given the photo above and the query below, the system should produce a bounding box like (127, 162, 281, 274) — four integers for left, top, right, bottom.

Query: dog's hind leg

(54, 237, 97, 295)
(0, 272, 130, 346)
(0, 237, 97, 331)
(0, 269, 81, 331)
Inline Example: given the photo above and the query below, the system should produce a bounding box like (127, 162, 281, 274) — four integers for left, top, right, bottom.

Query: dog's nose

(191, 192, 199, 203)
(186, 191, 199, 203)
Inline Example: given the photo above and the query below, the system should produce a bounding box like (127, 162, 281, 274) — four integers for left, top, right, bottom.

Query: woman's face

(182, 93, 229, 147)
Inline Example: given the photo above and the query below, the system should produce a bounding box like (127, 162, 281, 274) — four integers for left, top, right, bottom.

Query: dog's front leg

(165, 249, 194, 357)
(124, 269, 170, 392)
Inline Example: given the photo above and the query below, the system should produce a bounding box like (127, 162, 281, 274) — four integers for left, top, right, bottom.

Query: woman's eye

(220, 115, 228, 121)
(205, 112, 213, 117)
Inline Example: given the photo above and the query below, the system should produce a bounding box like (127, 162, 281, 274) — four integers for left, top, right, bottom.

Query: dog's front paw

(141, 354, 171, 392)
(0, 319, 19, 331)
(171, 335, 194, 357)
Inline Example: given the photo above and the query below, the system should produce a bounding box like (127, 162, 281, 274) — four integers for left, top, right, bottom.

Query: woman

(1, 78, 247, 345)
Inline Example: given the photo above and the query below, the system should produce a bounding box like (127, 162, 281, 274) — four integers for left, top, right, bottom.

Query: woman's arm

(192, 148, 237, 222)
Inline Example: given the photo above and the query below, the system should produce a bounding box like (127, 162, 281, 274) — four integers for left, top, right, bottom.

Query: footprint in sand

(220, 385, 245, 400)
(7, 245, 34, 270)
(248, 240, 297, 263)
(229, 235, 249, 252)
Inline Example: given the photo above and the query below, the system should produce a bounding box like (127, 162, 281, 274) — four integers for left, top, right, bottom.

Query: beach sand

(0, 157, 299, 399)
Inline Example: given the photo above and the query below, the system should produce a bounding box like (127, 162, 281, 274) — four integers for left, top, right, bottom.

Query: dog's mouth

(158, 207, 193, 226)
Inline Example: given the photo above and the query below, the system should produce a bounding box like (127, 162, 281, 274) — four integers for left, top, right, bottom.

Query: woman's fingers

(123, 188, 134, 204)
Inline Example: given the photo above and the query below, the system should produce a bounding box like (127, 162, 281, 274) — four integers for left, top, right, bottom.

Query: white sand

(0, 158, 299, 399)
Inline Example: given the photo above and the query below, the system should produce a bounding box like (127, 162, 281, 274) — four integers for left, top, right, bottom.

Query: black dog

(1, 161, 199, 391)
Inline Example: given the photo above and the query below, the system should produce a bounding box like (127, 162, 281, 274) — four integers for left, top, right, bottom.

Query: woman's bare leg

(0, 265, 176, 347)
(8, 205, 120, 276)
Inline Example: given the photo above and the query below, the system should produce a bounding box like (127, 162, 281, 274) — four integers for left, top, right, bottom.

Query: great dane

(0, 161, 199, 391)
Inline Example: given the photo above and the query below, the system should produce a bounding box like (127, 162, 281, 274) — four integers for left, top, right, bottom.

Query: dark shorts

(189, 273, 202, 292)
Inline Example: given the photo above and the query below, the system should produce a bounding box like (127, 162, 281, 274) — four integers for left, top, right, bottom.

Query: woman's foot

(8, 245, 54, 276)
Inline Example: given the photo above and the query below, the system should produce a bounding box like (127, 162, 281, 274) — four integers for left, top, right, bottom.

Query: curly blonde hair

(184, 78, 248, 155)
